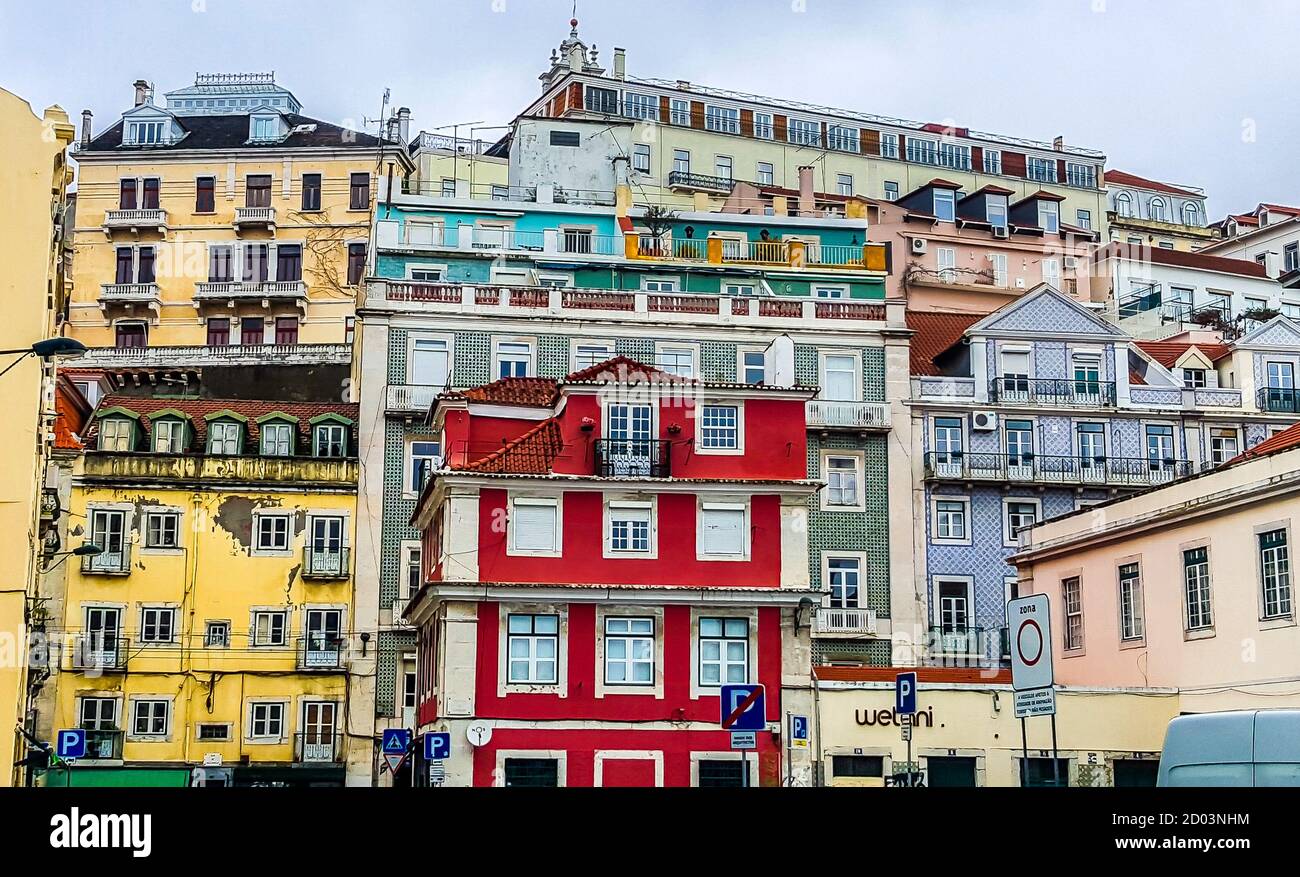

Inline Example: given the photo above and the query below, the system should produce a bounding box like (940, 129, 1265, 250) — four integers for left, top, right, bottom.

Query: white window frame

(819, 350, 862, 402)
(127, 697, 172, 741)
(755, 161, 774, 186)
(879, 132, 900, 159)
(250, 608, 289, 648)
(697, 501, 749, 561)
(737, 346, 767, 385)
(260, 421, 294, 457)
(983, 148, 1002, 175)
(787, 117, 821, 147)
(405, 437, 441, 497)
(696, 402, 744, 454)
(753, 112, 774, 139)
(506, 612, 561, 685)
(813, 283, 850, 299)
(1062, 575, 1084, 651)
(1208, 427, 1239, 466)
(696, 615, 750, 688)
(492, 337, 536, 379)
(602, 616, 657, 687)
(1182, 544, 1214, 632)
(932, 495, 972, 546)
(407, 332, 453, 387)
(1002, 497, 1042, 548)
(508, 496, 562, 557)
(1117, 560, 1146, 642)
(571, 339, 616, 372)
(247, 700, 288, 743)
(142, 509, 182, 551)
(824, 553, 866, 610)
(653, 340, 697, 377)
(604, 499, 656, 558)
(632, 143, 651, 175)
(932, 576, 976, 633)
(821, 451, 865, 512)
(252, 511, 292, 556)
(139, 606, 177, 644)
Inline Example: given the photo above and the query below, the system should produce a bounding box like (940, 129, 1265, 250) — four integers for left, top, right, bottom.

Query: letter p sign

(56, 729, 86, 759)
(895, 672, 917, 715)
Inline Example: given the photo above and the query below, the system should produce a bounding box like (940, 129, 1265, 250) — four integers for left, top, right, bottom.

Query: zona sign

(1007, 594, 1054, 692)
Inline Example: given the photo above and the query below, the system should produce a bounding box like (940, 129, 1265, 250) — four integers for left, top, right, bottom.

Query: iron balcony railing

(927, 626, 990, 658)
(666, 171, 735, 192)
(298, 635, 346, 670)
(923, 452, 1193, 487)
(78, 729, 124, 759)
(294, 732, 343, 763)
(302, 547, 350, 580)
(81, 544, 131, 575)
(593, 439, 672, 478)
(71, 636, 128, 673)
(1258, 387, 1300, 413)
(989, 377, 1117, 407)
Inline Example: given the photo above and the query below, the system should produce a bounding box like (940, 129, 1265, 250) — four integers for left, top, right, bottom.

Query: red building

(405, 357, 821, 787)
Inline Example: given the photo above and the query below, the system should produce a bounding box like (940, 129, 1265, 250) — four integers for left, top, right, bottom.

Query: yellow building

(0, 87, 75, 786)
(69, 74, 410, 357)
(813, 667, 1178, 787)
(406, 127, 509, 199)
(47, 395, 366, 787)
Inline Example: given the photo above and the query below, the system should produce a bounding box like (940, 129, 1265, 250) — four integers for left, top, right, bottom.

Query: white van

(1158, 710, 1300, 787)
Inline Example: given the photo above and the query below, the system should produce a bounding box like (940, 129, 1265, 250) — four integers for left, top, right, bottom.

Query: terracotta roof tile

(814, 666, 1012, 684)
(1134, 340, 1233, 367)
(905, 311, 981, 376)
(1229, 420, 1300, 464)
(1128, 368, 1147, 387)
(564, 355, 684, 384)
(462, 377, 559, 407)
(1103, 169, 1203, 199)
(456, 417, 563, 474)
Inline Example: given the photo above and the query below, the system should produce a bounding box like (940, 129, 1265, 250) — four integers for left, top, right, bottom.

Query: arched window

(1115, 192, 1133, 217)
(1149, 197, 1167, 222)
(1182, 202, 1201, 226)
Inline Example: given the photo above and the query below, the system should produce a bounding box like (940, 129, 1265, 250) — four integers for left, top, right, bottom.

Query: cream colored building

(815, 667, 1177, 787)
(1013, 424, 1300, 714)
(406, 129, 508, 200)
(0, 87, 75, 785)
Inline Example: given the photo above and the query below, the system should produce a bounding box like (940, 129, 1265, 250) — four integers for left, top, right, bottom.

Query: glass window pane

(724, 618, 747, 637)
(700, 618, 722, 637)
(534, 615, 558, 634)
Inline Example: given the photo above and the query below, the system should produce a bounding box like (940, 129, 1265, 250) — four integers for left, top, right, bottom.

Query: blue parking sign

(790, 714, 809, 748)
(424, 732, 451, 761)
(56, 729, 86, 759)
(896, 671, 918, 715)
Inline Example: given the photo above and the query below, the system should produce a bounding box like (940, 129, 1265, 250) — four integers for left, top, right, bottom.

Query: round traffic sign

(1017, 618, 1044, 666)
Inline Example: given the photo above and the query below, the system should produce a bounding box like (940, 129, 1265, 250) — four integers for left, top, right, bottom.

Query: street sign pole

(1020, 717, 1029, 787)
(1051, 713, 1061, 786)
(784, 710, 792, 788)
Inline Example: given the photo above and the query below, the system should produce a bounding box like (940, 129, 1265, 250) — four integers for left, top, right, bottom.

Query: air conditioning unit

(972, 410, 999, 431)
(1064, 255, 1078, 269)
(992, 226, 1009, 239)
(910, 237, 928, 255)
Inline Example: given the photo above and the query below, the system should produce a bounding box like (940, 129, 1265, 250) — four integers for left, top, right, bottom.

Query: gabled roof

(960, 184, 1015, 200)
(1133, 340, 1233, 368)
(456, 417, 564, 474)
(562, 355, 687, 385)
(1233, 314, 1300, 347)
(83, 112, 388, 152)
(905, 311, 981, 376)
(1010, 190, 1065, 207)
(460, 377, 560, 407)
(968, 283, 1125, 338)
(1228, 420, 1300, 464)
(1103, 170, 1203, 199)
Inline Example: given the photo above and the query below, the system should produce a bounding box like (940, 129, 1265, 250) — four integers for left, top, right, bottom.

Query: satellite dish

(466, 723, 492, 747)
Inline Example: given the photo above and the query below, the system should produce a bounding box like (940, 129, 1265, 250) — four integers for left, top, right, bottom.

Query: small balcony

(667, 171, 735, 193)
(102, 208, 168, 237)
(294, 732, 342, 763)
(81, 545, 131, 576)
(391, 597, 413, 627)
(815, 607, 877, 635)
(593, 439, 672, 478)
(233, 206, 276, 231)
(923, 452, 1192, 488)
(302, 547, 350, 580)
(298, 636, 345, 671)
(97, 283, 162, 319)
(927, 626, 1011, 664)
(385, 384, 441, 415)
(1258, 387, 1300, 413)
(989, 377, 1117, 407)
(79, 729, 124, 760)
(70, 636, 128, 673)
(193, 280, 307, 305)
(806, 400, 891, 432)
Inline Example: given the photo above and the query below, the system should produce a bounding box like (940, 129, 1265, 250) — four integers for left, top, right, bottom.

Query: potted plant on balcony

(638, 204, 677, 258)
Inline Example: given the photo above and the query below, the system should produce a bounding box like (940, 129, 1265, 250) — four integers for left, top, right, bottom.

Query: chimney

(797, 165, 815, 216)
(80, 110, 92, 148)
(397, 107, 411, 144)
(613, 47, 626, 80)
(133, 79, 150, 107)
(1053, 135, 1064, 151)
(385, 114, 399, 142)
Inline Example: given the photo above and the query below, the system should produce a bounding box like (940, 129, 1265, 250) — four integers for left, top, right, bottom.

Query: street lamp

(40, 543, 102, 574)
(0, 337, 87, 379)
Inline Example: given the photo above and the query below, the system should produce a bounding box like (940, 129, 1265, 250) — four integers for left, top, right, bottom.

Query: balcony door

(84, 607, 121, 667)
(1076, 423, 1106, 483)
(301, 701, 337, 762)
(1145, 425, 1176, 480)
(308, 516, 345, 576)
(1004, 420, 1034, 480)
(1267, 362, 1296, 412)
(606, 403, 654, 476)
(89, 509, 126, 570)
(304, 610, 343, 670)
(936, 580, 973, 655)
(1072, 354, 1102, 403)
(933, 418, 964, 477)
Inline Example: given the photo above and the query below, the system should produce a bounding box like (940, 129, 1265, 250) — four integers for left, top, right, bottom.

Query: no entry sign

(1007, 594, 1054, 693)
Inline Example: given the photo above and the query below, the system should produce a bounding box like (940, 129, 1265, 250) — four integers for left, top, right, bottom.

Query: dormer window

(99, 417, 136, 451)
(248, 111, 284, 143)
(310, 414, 354, 458)
(1038, 200, 1060, 233)
(150, 416, 189, 454)
(987, 195, 1008, 229)
(126, 121, 166, 145)
(934, 189, 956, 222)
(259, 416, 297, 456)
(205, 414, 247, 455)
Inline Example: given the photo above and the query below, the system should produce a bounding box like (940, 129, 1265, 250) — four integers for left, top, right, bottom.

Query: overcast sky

(2, 0, 1296, 217)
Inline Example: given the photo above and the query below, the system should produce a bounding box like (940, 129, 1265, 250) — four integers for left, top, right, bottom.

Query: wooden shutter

(970, 145, 983, 172)
(861, 129, 881, 156)
(740, 108, 754, 138)
(774, 114, 788, 141)
(660, 95, 673, 124)
(689, 101, 705, 130)
(1002, 151, 1027, 177)
(567, 82, 583, 114)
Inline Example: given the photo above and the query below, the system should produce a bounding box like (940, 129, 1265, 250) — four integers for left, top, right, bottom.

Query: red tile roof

(1134, 340, 1233, 368)
(962, 184, 1016, 198)
(456, 417, 564, 474)
(905, 311, 981, 376)
(1128, 368, 1147, 387)
(1102, 241, 1269, 278)
(1229, 420, 1300, 464)
(1261, 203, 1300, 217)
(462, 377, 559, 407)
(564, 355, 685, 384)
(1104, 169, 1203, 199)
(87, 395, 358, 452)
(814, 666, 1012, 684)
(1011, 190, 1066, 206)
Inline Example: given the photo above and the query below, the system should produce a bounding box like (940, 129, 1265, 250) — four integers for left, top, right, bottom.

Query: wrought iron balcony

(298, 635, 345, 670)
(1258, 387, 1300, 413)
(70, 636, 128, 673)
(81, 545, 131, 575)
(593, 438, 671, 478)
(806, 400, 891, 431)
(294, 732, 343, 763)
(667, 171, 735, 192)
(102, 208, 168, 235)
(923, 452, 1192, 487)
(815, 607, 877, 635)
(302, 547, 350, 580)
(989, 377, 1117, 407)
(233, 206, 276, 229)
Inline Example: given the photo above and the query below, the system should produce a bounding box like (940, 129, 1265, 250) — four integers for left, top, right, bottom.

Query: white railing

(194, 280, 307, 299)
(75, 343, 351, 367)
(234, 206, 276, 225)
(386, 384, 441, 413)
(103, 208, 167, 227)
(392, 597, 413, 627)
(99, 282, 160, 301)
(816, 608, 876, 634)
(806, 400, 891, 430)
